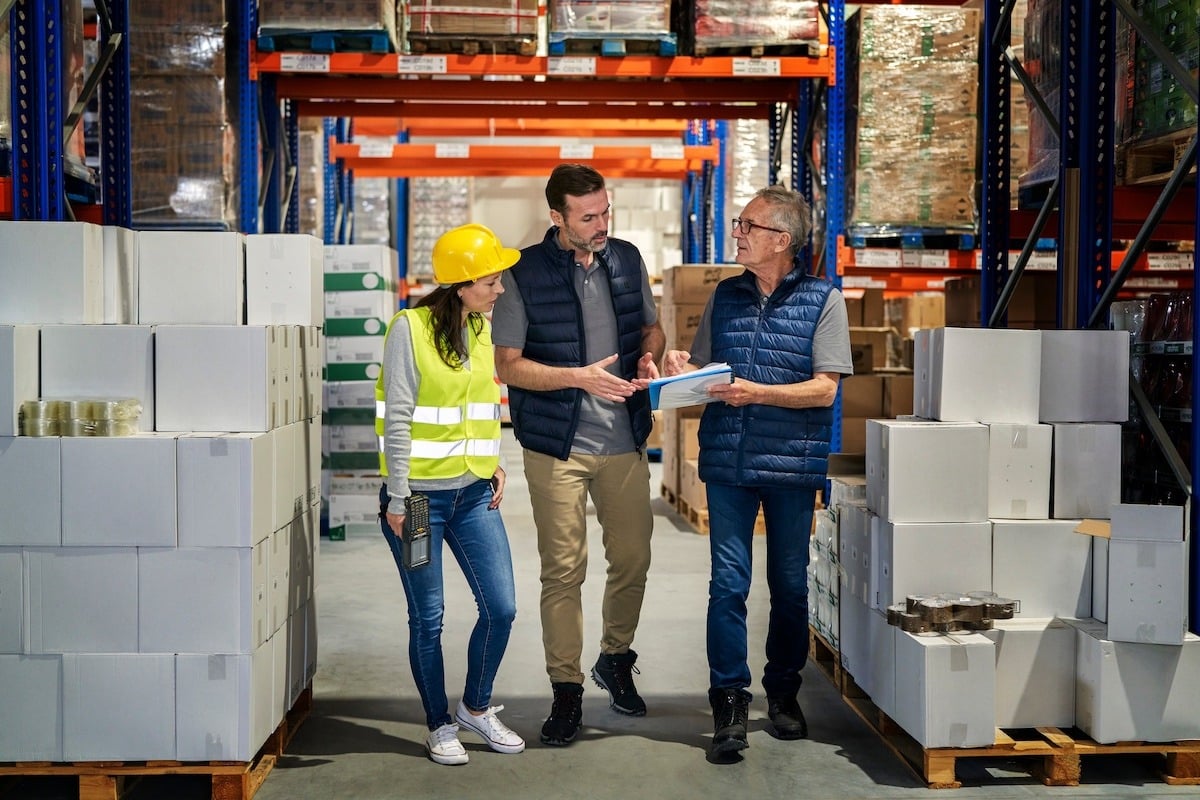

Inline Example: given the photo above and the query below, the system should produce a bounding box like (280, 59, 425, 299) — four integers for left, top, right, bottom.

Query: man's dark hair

(545, 163, 606, 216)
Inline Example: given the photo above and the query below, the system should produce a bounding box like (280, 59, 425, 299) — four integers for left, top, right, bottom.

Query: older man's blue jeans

(705, 481, 816, 699)
(379, 480, 517, 730)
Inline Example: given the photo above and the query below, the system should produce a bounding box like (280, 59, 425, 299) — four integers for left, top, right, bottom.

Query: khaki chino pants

(522, 448, 654, 684)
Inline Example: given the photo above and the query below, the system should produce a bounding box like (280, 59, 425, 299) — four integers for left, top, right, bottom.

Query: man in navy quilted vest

(661, 186, 853, 762)
(492, 164, 665, 747)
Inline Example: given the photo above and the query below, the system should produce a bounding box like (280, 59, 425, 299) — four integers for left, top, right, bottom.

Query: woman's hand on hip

(489, 467, 506, 509)
(386, 511, 406, 537)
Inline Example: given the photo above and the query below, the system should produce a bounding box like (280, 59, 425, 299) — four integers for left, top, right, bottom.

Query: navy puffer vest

(507, 227, 652, 460)
(699, 268, 834, 489)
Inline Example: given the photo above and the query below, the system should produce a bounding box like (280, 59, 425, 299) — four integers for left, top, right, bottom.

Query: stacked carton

(259, 0, 400, 49)
(0, 221, 323, 762)
(129, 1, 235, 228)
(848, 6, 980, 230)
(675, 0, 821, 56)
(657, 265, 743, 518)
(408, 178, 472, 284)
(823, 325, 1199, 748)
(322, 244, 400, 539)
(406, 0, 540, 39)
(553, 0, 671, 37)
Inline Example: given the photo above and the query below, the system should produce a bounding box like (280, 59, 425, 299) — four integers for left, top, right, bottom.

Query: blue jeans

(705, 481, 816, 700)
(379, 481, 517, 729)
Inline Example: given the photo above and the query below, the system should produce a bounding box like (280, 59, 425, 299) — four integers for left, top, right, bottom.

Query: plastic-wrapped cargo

(1, 24, 9, 177)
(407, 177, 472, 282)
(1018, 0, 1060, 195)
(676, 0, 820, 56)
(259, 0, 399, 48)
(298, 119, 325, 241)
(552, 0, 670, 35)
(847, 5, 980, 231)
(408, 0, 541, 37)
(129, 3, 238, 228)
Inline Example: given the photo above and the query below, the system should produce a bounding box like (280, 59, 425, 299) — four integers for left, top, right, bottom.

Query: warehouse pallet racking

(4, 0, 1198, 627)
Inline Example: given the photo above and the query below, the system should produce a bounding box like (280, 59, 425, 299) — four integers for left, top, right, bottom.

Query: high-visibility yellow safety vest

(375, 307, 501, 480)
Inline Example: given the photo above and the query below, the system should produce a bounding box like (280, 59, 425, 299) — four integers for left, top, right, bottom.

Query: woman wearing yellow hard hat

(374, 224, 524, 765)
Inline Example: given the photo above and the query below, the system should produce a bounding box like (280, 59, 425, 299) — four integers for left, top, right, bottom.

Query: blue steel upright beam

(794, 87, 813, 276)
(981, 0, 1013, 327)
(322, 118, 337, 244)
(712, 120, 727, 262)
(99, 0, 131, 226)
(229, 0, 259, 232)
(260, 74, 282, 233)
(824, 0, 846, 297)
(1075, 2, 1115, 328)
(1194, 163, 1199, 635)
(284, 99, 300, 234)
(11, 0, 66, 220)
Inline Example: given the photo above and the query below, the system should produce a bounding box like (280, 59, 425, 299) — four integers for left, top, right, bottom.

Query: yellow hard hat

(432, 223, 520, 285)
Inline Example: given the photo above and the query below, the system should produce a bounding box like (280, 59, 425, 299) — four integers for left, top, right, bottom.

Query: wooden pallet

(548, 32, 678, 57)
(676, 498, 766, 536)
(1119, 129, 1197, 186)
(692, 41, 821, 58)
(660, 483, 678, 507)
(0, 686, 312, 800)
(807, 629, 1200, 790)
(406, 33, 536, 57)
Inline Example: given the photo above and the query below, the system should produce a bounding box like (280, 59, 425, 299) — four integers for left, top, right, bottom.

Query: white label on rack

(920, 249, 950, 268)
(924, 278, 947, 289)
(397, 56, 447, 74)
(650, 143, 685, 160)
(732, 58, 782, 77)
(280, 53, 330, 72)
(1147, 252, 1193, 270)
(548, 57, 596, 76)
(561, 144, 594, 160)
(434, 143, 470, 158)
(1010, 251, 1058, 270)
(1125, 276, 1182, 289)
(841, 276, 887, 289)
(853, 248, 902, 268)
(358, 142, 394, 158)
(902, 251, 922, 268)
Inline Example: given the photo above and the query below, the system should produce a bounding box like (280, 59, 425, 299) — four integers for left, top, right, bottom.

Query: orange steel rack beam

(297, 100, 773, 121)
(330, 141, 720, 178)
(351, 117, 690, 138)
(253, 52, 835, 82)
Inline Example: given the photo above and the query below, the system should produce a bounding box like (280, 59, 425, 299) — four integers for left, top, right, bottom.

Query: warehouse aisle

(243, 430, 1194, 800)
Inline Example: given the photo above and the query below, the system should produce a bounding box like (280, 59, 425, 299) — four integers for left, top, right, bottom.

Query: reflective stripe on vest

(374, 307, 501, 481)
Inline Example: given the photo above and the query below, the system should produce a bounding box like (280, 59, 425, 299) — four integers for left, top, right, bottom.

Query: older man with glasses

(661, 185, 853, 762)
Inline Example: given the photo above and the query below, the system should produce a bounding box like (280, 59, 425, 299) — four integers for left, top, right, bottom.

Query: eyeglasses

(732, 217, 787, 235)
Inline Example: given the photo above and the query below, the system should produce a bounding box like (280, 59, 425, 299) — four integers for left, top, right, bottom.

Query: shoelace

(475, 705, 512, 733)
(608, 662, 641, 694)
(430, 724, 463, 750)
(550, 690, 581, 720)
(718, 695, 748, 728)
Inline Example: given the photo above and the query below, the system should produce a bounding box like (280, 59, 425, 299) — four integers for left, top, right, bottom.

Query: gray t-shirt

(688, 282, 854, 375)
(490, 245, 658, 455)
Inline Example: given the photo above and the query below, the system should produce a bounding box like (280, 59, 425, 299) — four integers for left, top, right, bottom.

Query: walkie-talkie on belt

(402, 494, 431, 570)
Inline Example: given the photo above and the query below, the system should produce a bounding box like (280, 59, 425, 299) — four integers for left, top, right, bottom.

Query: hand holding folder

(647, 363, 734, 410)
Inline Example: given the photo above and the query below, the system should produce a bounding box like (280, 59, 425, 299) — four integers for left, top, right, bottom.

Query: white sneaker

(455, 700, 526, 754)
(425, 722, 469, 765)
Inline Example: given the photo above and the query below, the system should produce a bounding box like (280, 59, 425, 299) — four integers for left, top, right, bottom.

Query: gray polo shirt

(491, 252, 658, 455)
(688, 283, 854, 375)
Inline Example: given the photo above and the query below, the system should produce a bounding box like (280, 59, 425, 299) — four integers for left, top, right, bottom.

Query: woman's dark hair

(415, 284, 484, 369)
(545, 163, 605, 216)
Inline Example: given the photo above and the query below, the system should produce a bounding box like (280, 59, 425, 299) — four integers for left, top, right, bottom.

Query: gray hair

(755, 185, 812, 254)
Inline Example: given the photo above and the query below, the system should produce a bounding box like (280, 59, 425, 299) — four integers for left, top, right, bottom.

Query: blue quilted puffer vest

(699, 268, 834, 489)
(506, 227, 652, 460)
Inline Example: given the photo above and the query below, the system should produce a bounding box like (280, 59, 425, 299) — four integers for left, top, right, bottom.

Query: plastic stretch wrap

(552, 0, 670, 36)
(408, 177, 472, 280)
(259, 0, 395, 30)
(410, 0, 541, 37)
(687, 0, 820, 50)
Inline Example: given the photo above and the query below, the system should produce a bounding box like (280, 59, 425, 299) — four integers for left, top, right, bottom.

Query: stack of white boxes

(321, 244, 399, 539)
(0, 221, 323, 763)
(829, 325, 1198, 748)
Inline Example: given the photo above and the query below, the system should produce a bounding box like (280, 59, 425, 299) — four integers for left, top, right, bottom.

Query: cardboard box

(1039, 330, 1130, 423)
(992, 519, 1092, 618)
(680, 458, 707, 512)
(1051, 423, 1122, 519)
(0, 325, 39, 437)
(839, 416, 869, 453)
(1107, 539, 1189, 645)
(0, 550, 23, 653)
(920, 327, 1043, 424)
(661, 265, 744, 304)
(40, 324, 156, 432)
(156, 326, 280, 432)
(175, 644, 275, 762)
(0, 437, 62, 547)
(1109, 502, 1186, 542)
(840, 375, 885, 418)
(0, 221, 105, 324)
(893, 631, 996, 748)
(102, 226, 139, 324)
(61, 434, 178, 547)
(138, 231, 245, 325)
(849, 327, 892, 370)
(1071, 619, 1200, 743)
(245, 233, 324, 327)
(323, 243, 399, 276)
(63, 653, 176, 761)
(871, 518, 992, 611)
(865, 419, 989, 522)
(943, 272, 1058, 328)
(177, 432, 275, 548)
(882, 373, 914, 417)
(982, 619, 1076, 728)
(0, 654, 62, 760)
(661, 302, 706, 351)
(25, 548, 139, 653)
(986, 422, 1052, 519)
